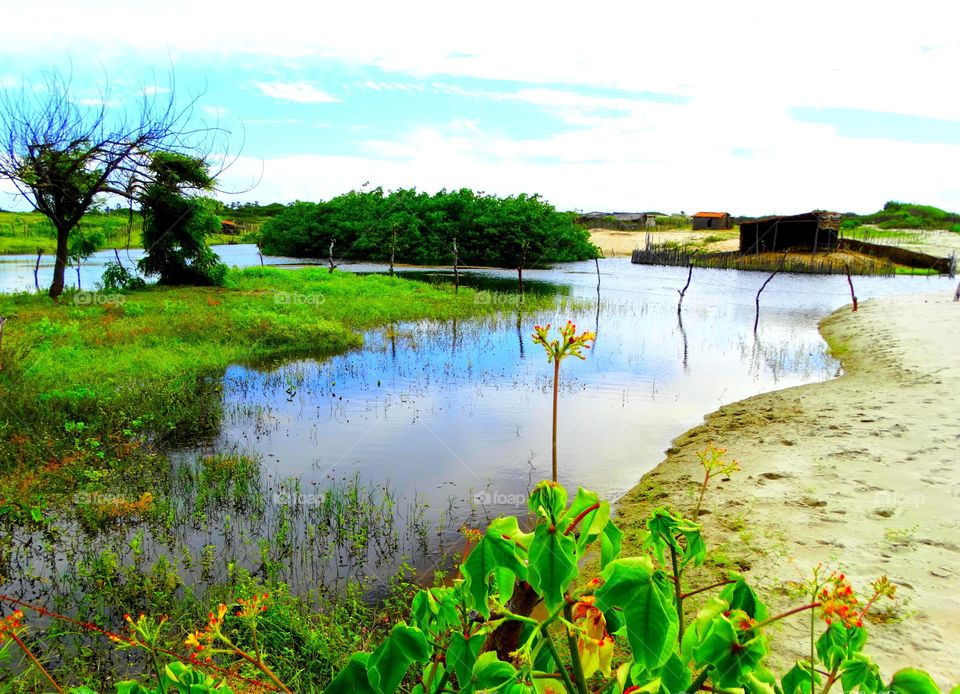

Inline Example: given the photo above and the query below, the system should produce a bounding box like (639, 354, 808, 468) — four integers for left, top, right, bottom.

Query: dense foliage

(259, 188, 598, 267)
(844, 201, 960, 231)
(138, 153, 227, 286)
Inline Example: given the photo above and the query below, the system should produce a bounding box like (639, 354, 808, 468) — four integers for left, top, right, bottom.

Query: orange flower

(820, 573, 862, 628)
(570, 596, 613, 678)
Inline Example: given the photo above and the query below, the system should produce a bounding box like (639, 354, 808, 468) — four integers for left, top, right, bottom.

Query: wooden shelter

(691, 211, 732, 230)
(739, 211, 841, 254)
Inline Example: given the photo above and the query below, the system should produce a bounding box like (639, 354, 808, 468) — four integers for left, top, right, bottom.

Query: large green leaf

(594, 557, 678, 670)
(462, 523, 528, 617)
(323, 653, 377, 694)
(472, 651, 518, 691)
(719, 576, 769, 622)
(114, 685, 153, 694)
(781, 662, 821, 694)
(562, 488, 610, 554)
(888, 669, 941, 694)
(680, 596, 728, 663)
(528, 481, 567, 523)
(659, 652, 692, 693)
(447, 632, 485, 690)
(840, 654, 882, 694)
(600, 520, 623, 569)
(527, 522, 578, 610)
(367, 624, 431, 694)
(411, 587, 461, 637)
(693, 614, 766, 688)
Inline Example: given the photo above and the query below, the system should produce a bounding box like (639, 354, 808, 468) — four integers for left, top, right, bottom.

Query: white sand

(618, 294, 960, 688)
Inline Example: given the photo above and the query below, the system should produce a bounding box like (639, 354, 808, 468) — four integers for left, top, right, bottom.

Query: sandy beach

(617, 293, 960, 688)
(588, 228, 740, 257)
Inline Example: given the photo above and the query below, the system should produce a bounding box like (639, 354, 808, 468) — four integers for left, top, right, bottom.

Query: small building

(220, 220, 239, 234)
(691, 211, 732, 231)
(739, 211, 842, 254)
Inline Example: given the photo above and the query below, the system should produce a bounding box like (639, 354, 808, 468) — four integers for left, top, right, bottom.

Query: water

(0, 243, 311, 293)
(194, 260, 955, 516)
(2, 251, 956, 602)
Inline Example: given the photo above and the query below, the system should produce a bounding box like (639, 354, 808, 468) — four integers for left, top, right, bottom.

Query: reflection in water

(677, 311, 689, 372)
(2, 257, 956, 608)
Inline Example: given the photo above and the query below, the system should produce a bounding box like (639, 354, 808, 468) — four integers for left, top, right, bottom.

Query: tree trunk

(481, 581, 540, 661)
(517, 265, 524, 294)
(452, 237, 460, 290)
(327, 239, 337, 274)
(389, 229, 396, 276)
(34, 249, 42, 292)
(49, 225, 70, 299)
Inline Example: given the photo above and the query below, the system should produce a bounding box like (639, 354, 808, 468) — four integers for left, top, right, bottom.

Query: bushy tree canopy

(259, 188, 598, 267)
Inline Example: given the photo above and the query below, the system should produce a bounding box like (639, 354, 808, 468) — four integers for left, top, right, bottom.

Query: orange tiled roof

(692, 211, 729, 218)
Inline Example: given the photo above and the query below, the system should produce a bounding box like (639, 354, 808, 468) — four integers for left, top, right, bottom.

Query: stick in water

(677, 263, 693, 315)
(845, 264, 858, 311)
(754, 253, 787, 333)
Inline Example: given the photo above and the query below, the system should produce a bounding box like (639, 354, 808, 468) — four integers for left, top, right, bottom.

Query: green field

(0, 210, 255, 255)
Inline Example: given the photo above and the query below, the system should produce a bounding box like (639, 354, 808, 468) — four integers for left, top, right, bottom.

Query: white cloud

(142, 85, 170, 96)
(252, 81, 340, 104)
(218, 105, 960, 216)
(201, 104, 229, 118)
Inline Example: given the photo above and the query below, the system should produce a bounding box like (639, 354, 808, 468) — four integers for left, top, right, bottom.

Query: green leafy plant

(320, 481, 942, 694)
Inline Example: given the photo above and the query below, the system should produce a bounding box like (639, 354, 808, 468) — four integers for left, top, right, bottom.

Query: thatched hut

(739, 211, 841, 253)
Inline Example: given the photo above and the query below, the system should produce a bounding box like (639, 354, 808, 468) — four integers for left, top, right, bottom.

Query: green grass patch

(0, 210, 258, 255)
(0, 267, 562, 502)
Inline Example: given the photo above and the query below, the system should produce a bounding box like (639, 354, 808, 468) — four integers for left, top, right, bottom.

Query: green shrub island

(258, 188, 598, 267)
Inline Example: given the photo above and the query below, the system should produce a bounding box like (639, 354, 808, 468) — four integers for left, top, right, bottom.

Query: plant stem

(669, 539, 684, 645)
(563, 603, 589, 694)
(751, 602, 821, 631)
(694, 471, 710, 517)
(820, 664, 841, 694)
(681, 579, 735, 600)
(551, 358, 560, 482)
(565, 502, 601, 536)
(542, 630, 578, 694)
(224, 639, 292, 694)
(810, 594, 816, 694)
(10, 632, 65, 694)
(432, 671, 450, 694)
(687, 666, 710, 693)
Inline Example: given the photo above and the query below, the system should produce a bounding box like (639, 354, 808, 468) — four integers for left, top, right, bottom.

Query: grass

(0, 267, 562, 502)
(0, 210, 257, 255)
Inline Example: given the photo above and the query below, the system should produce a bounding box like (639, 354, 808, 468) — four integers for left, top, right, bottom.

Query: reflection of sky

(188, 257, 958, 521)
(0, 244, 309, 292)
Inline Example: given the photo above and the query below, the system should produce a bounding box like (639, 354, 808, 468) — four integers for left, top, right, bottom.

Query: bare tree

(0, 69, 229, 298)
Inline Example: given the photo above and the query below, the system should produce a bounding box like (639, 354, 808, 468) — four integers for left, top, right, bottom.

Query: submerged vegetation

(0, 267, 561, 503)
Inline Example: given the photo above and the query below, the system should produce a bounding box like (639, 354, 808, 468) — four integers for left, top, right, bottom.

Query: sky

(1, 0, 958, 216)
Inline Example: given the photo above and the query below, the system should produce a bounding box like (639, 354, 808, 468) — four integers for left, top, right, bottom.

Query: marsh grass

(0, 267, 559, 503)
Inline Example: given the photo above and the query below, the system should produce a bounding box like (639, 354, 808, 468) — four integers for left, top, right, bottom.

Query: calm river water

(2, 246, 956, 598)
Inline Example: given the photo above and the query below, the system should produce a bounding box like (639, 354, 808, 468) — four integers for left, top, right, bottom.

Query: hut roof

(692, 211, 729, 218)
